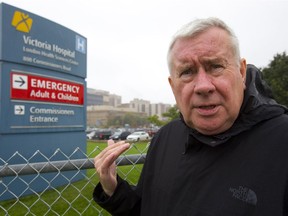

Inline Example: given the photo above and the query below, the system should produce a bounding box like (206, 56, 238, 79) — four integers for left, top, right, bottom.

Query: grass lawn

(0, 141, 149, 216)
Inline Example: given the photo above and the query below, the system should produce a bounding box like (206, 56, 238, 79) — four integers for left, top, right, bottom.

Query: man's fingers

(97, 141, 130, 160)
(96, 140, 126, 160)
(94, 141, 130, 172)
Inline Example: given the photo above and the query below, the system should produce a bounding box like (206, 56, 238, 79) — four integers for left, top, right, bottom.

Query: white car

(86, 130, 96, 140)
(126, 131, 150, 142)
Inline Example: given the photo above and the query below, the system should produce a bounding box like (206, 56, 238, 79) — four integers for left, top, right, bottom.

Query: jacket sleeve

(93, 176, 141, 216)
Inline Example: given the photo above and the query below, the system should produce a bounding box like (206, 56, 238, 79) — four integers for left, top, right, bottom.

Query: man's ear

(240, 58, 247, 89)
(168, 76, 175, 93)
(240, 58, 247, 82)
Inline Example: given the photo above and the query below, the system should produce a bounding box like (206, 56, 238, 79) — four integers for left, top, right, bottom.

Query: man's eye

(180, 68, 196, 77)
(207, 64, 225, 73)
(211, 64, 223, 69)
(182, 69, 192, 75)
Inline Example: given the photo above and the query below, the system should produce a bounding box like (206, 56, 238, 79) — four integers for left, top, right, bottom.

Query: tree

(147, 105, 180, 127)
(147, 115, 163, 127)
(162, 105, 179, 122)
(262, 52, 288, 106)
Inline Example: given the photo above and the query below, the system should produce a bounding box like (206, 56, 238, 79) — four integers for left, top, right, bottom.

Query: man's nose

(193, 68, 216, 95)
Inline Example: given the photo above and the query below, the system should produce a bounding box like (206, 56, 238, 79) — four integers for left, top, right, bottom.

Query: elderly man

(93, 17, 288, 216)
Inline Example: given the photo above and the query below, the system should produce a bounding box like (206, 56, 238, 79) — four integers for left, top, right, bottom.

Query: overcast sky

(3, 0, 288, 104)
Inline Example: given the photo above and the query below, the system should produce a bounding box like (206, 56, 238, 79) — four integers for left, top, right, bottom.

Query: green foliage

(162, 105, 179, 121)
(147, 105, 180, 126)
(262, 52, 288, 106)
(147, 115, 163, 126)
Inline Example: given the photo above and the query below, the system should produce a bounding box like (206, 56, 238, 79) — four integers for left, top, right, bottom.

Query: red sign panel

(11, 72, 84, 105)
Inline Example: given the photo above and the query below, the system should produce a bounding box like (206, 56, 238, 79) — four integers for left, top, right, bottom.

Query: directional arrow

(12, 74, 28, 90)
(15, 106, 23, 113)
(14, 105, 25, 115)
(14, 76, 25, 87)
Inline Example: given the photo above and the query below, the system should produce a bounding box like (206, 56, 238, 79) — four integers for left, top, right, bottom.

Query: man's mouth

(196, 104, 219, 116)
(198, 105, 216, 109)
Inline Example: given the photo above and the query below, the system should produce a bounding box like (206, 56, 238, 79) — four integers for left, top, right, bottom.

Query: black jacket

(94, 65, 288, 216)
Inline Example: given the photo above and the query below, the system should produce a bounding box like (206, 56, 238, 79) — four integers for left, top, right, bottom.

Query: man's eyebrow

(176, 57, 197, 68)
(200, 57, 228, 65)
(175, 63, 195, 71)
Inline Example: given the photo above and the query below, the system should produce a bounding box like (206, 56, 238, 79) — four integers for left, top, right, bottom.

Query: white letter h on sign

(76, 35, 86, 54)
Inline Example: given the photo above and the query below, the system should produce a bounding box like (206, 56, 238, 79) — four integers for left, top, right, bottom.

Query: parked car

(87, 130, 97, 140)
(87, 130, 113, 140)
(110, 131, 131, 141)
(126, 131, 150, 142)
(95, 130, 113, 140)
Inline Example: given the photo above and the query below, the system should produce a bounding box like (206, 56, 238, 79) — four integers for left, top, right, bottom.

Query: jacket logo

(11, 11, 33, 33)
(229, 186, 257, 206)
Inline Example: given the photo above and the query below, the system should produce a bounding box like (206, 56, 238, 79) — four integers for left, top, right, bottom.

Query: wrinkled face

(168, 27, 247, 135)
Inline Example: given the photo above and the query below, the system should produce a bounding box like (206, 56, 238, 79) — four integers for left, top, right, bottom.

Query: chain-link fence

(0, 142, 148, 216)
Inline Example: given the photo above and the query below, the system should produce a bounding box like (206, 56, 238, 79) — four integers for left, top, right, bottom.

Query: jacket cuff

(93, 176, 140, 215)
(93, 176, 126, 206)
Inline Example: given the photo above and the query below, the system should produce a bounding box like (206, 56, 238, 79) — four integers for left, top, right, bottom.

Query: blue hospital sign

(0, 3, 87, 133)
(0, 3, 87, 201)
